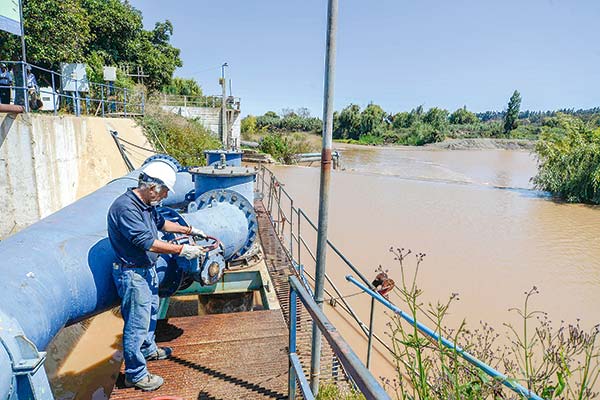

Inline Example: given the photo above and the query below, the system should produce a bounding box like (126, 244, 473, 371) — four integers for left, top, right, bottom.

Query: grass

(316, 383, 365, 400)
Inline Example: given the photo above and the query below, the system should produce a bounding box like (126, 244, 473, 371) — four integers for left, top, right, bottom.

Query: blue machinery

(0, 152, 260, 399)
(0, 151, 389, 400)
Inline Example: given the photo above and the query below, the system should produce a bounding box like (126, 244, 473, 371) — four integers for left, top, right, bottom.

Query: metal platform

(109, 310, 288, 400)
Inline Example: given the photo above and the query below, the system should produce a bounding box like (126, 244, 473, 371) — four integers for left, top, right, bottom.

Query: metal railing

(288, 275, 390, 400)
(256, 165, 543, 400)
(158, 93, 241, 111)
(0, 61, 145, 117)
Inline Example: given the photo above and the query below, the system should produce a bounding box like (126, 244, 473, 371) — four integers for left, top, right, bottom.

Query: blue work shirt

(107, 188, 165, 267)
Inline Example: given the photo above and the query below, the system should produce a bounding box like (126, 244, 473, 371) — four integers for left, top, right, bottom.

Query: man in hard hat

(108, 160, 206, 391)
(0, 63, 12, 104)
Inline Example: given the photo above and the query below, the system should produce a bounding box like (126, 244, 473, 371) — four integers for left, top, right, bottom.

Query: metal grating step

(110, 310, 288, 400)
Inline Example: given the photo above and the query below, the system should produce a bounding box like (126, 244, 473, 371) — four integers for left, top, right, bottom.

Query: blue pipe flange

(142, 154, 186, 172)
(198, 250, 226, 285)
(188, 189, 258, 259)
(0, 310, 52, 400)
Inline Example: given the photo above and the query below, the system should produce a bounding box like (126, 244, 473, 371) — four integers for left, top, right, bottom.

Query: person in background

(26, 65, 38, 91)
(108, 160, 208, 392)
(0, 63, 13, 104)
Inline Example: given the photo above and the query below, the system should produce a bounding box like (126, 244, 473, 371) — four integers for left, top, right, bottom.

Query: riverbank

(425, 137, 535, 150)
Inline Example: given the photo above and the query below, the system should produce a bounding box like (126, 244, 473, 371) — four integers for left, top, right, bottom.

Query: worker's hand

(179, 244, 205, 260)
(189, 226, 207, 239)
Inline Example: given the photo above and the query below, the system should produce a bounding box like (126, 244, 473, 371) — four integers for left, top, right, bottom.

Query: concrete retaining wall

(161, 105, 241, 147)
(0, 113, 153, 238)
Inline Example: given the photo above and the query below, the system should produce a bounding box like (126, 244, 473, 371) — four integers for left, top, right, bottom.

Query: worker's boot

(124, 373, 164, 391)
(145, 346, 172, 361)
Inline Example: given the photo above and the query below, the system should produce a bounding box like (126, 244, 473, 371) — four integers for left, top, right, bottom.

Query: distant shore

(425, 138, 535, 150)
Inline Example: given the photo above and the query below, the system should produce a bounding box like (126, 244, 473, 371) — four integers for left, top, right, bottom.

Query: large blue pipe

(0, 154, 257, 398)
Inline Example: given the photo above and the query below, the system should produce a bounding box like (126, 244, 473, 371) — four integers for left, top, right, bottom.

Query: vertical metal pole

(261, 167, 266, 198)
(221, 63, 228, 149)
(278, 184, 283, 235)
(310, 0, 338, 395)
(51, 73, 57, 116)
(366, 298, 375, 369)
(297, 208, 302, 266)
(290, 199, 294, 260)
(288, 285, 298, 399)
(101, 85, 105, 117)
(124, 88, 127, 116)
(141, 90, 145, 115)
(18, 0, 29, 113)
(75, 78, 80, 117)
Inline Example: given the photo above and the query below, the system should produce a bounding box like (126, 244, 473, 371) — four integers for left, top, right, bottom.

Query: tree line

(243, 92, 600, 147)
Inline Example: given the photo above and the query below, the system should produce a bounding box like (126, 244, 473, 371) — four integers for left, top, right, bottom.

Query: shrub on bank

(533, 114, 600, 204)
(137, 106, 221, 166)
(259, 131, 317, 164)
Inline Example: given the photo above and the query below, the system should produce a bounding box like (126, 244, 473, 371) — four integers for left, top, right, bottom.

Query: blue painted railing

(288, 275, 391, 400)
(346, 275, 544, 400)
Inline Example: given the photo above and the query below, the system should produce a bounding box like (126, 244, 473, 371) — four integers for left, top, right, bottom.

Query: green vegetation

(258, 131, 317, 164)
(383, 247, 600, 399)
(247, 108, 322, 134)
(0, 0, 182, 91)
(533, 114, 600, 204)
(241, 109, 320, 163)
(504, 90, 522, 134)
(316, 384, 365, 400)
(137, 106, 220, 166)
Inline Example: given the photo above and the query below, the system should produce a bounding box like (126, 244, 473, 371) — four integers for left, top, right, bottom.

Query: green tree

(423, 107, 449, 132)
(162, 77, 203, 96)
(334, 104, 362, 139)
(128, 21, 182, 90)
(449, 106, 479, 125)
(0, 0, 91, 69)
(504, 90, 522, 134)
(241, 115, 257, 134)
(81, 0, 142, 62)
(360, 103, 387, 136)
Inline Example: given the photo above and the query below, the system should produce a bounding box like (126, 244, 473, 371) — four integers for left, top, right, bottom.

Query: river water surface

(270, 143, 600, 382)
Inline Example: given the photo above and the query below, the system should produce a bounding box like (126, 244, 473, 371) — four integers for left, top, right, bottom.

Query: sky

(129, 0, 600, 117)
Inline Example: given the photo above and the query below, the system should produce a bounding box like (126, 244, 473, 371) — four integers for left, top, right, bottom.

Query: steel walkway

(109, 310, 288, 399)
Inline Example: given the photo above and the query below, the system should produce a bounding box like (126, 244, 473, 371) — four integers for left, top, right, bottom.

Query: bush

(259, 131, 317, 164)
(241, 115, 257, 135)
(533, 114, 600, 204)
(137, 105, 221, 167)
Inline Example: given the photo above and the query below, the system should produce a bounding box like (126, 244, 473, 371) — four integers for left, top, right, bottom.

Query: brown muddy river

(270, 143, 600, 382)
(50, 144, 600, 396)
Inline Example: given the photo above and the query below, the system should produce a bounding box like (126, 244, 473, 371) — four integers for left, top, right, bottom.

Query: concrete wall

(0, 113, 153, 238)
(161, 105, 241, 147)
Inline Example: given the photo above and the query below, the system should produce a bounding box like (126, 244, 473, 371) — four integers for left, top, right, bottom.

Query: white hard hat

(141, 160, 177, 193)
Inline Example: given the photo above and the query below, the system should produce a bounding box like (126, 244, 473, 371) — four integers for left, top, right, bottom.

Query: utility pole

(310, 0, 338, 396)
(18, 0, 28, 112)
(220, 62, 228, 149)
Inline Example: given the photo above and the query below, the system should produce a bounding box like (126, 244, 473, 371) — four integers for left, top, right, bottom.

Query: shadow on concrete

(0, 113, 17, 148)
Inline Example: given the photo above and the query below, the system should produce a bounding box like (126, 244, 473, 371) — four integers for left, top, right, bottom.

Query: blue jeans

(112, 264, 159, 382)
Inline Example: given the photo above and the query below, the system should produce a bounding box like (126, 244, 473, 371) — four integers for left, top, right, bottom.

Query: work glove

(179, 244, 205, 260)
(189, 226, 207, 239)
